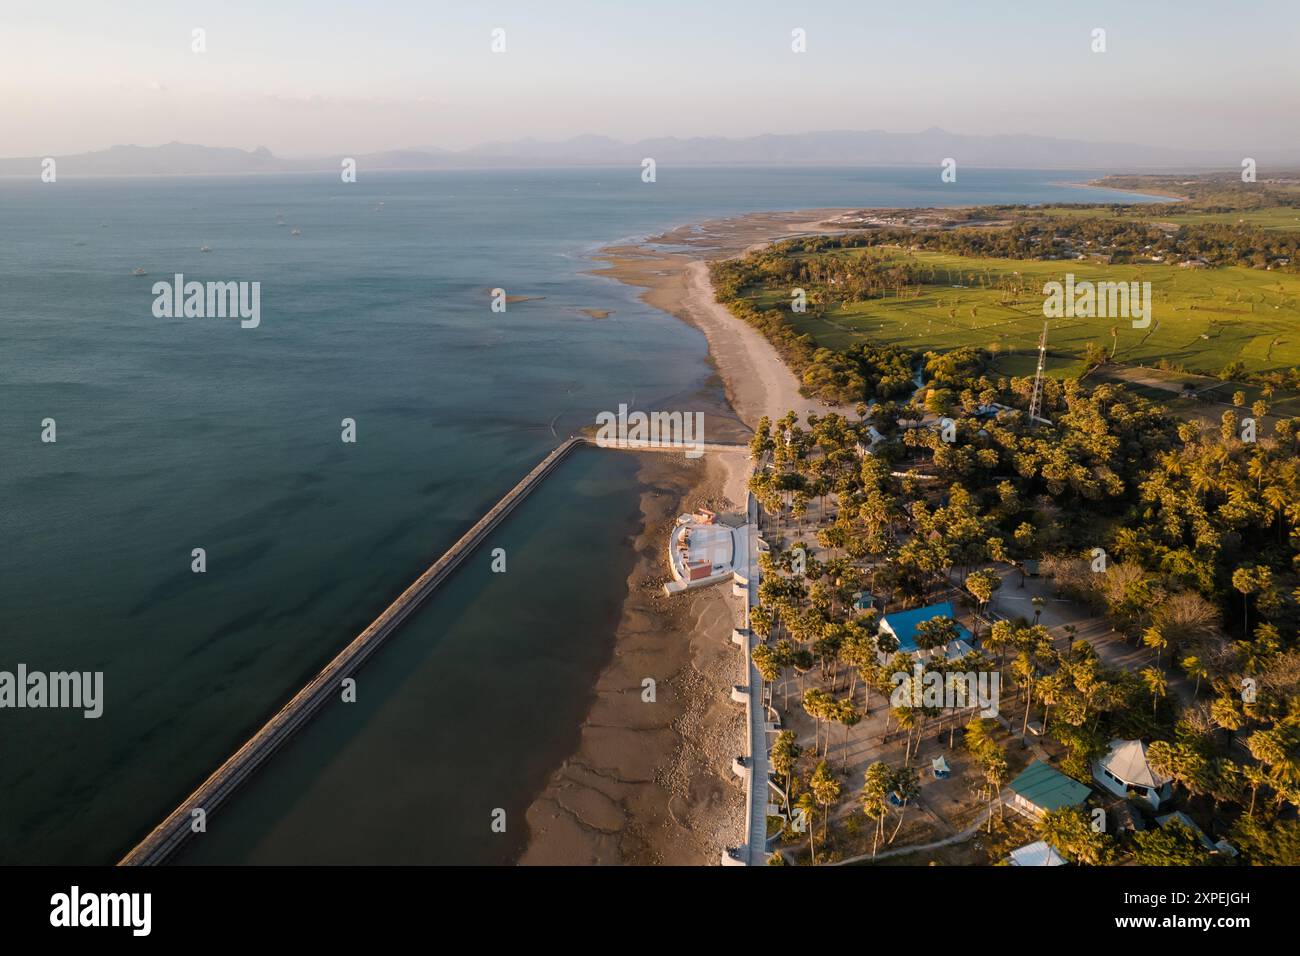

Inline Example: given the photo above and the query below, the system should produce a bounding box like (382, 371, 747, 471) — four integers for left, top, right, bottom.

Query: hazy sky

(3, 0, 1297, 157)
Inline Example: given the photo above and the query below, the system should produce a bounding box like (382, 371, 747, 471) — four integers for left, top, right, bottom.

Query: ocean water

(0, 167, 1161, 864)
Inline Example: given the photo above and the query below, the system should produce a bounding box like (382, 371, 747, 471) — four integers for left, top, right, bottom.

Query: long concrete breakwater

(120, 435, 748, 865)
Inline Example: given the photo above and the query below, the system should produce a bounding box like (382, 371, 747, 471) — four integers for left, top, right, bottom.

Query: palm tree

(835, 699, 862, 771)
(1246, 725, 1300, 797)
(752, 643, 781, 709)
(1242, 763, 1268, 817)
(1231, 565, 1263, 634)
(1181, 654, 1209, 697)
(1140, 666, 1166, 716)
(1164, 737, 1214, 806)
(983, 619, 1017, 683)
(963, 716, 1008, 829)
(1262, 482, 1290, 543)
(887, 766, 920, 844)
(1012, 653, 1037, 737)
(860, 762, 891, 858)
(770, 730, 801, 812)
(965, 568, 1001, 643)
(1036, 672, 1065, 735)
(773, 640, 796, 709)
(892, 705, 917, 762)
(795, 791, 818, 864)
(981, 751, 1008, 832)
(1142, 625, 1168, 665)
(1210, 695, 1244, 746)
(839, 628, 872, 703)
(792, 649, 815, 698)
(810, 760, 842, 854)
(1038, 807, 1108, 865)
(914, 615, 960, 656)
(802, 688, 835, 757)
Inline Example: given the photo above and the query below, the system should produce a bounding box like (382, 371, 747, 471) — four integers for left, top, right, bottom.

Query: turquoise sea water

(0, 167, 1161, 863)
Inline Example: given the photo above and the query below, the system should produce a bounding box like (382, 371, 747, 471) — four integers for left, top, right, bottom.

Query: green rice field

(1019, 205, 1300, 232)
(746, 247, 1300, 379)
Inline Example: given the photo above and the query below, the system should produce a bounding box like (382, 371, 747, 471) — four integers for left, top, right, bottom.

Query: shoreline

(526, 183, 1202, 863)
(592, 209, 859, 428)
(520, 209, 849, 865)
(1070, 177, 1189, 203)
(519, 450, 747, 864)
(523, 191, 1192, 864)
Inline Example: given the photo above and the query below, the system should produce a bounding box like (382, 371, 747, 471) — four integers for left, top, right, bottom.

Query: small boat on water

(199, 245, 213, 252)
(132, 267, 147, 276)
(290, 228, 301, 236)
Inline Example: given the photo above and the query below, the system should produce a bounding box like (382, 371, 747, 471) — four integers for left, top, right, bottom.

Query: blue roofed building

(877, 601, 974, 661)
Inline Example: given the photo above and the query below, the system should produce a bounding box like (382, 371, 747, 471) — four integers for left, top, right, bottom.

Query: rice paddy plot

(758, 249, 1300, 377)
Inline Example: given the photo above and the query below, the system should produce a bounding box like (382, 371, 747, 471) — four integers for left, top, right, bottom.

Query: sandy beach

(519, 450, 747, 864)
(593, 210, 858, 429)
(521, 209, 851, 865)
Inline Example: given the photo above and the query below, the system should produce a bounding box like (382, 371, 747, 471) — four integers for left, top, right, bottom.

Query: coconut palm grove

(731, 173, 1300, 867)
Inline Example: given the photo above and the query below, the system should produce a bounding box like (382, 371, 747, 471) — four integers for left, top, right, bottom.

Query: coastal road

(743, 491, 771, 865)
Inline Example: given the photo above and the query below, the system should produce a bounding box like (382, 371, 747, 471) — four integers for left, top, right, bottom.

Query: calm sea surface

(0, 167, 1160, 863)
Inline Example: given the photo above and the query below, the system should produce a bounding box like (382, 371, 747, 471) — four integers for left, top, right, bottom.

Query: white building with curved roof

(1093, 739, 1173, 809)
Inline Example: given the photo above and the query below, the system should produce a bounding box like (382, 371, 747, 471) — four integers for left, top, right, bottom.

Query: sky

(2, 0, 1298, 157)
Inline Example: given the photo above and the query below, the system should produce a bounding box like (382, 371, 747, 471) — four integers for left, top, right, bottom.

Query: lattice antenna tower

(1028, 321, 1049, 423)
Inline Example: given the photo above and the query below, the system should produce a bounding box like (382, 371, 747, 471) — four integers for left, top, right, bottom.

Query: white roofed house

(1007, 841, 1067, 867)
(1093, 739, 1173, 810)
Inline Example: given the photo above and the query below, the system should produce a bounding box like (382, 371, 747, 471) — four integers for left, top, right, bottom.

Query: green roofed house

(1007, 760, 1092, 818)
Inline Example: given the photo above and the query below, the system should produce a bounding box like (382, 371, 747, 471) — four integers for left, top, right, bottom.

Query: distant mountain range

(2, 129, 1289, 177)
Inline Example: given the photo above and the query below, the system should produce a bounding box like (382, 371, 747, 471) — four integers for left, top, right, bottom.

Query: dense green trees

(751, 380, 1298, 862)
(1039, 806, 1113, 864)
(740, 176, 1299, 864)
(780, 214, 1300, 272)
